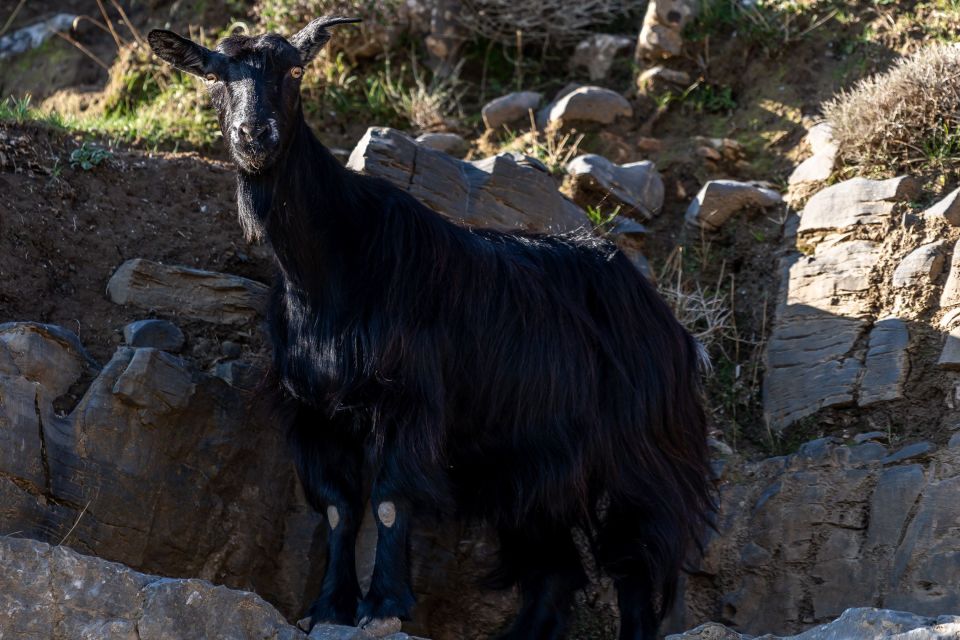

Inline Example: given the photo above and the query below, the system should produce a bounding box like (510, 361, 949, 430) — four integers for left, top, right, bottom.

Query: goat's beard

(236, 173, 271, 243)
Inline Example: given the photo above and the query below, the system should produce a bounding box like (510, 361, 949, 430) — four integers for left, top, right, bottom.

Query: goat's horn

(291, 16, 362, 64)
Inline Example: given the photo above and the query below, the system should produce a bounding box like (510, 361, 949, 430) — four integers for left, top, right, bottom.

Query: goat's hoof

(358, 616, 402, 637)
(296, 616, 313, 632)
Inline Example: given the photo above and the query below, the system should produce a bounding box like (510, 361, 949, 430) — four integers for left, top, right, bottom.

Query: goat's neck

(236, 118, 362, 291)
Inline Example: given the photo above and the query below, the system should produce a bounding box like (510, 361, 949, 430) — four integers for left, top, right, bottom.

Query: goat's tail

(591, 254, 716, 623)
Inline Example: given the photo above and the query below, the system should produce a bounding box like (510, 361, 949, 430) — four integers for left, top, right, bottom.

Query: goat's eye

(290, 66, 303, 79)
(205, 73, 218, 82)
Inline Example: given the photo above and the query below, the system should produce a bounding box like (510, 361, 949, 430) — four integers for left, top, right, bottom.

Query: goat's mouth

(231, 144, 279, 173)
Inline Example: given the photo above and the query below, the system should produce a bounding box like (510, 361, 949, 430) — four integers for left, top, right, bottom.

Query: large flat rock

(106, 258, 269, 326)
(0, 536, 305, 640)
(347, 127, 590, 234)
(797, 176, 919, 236)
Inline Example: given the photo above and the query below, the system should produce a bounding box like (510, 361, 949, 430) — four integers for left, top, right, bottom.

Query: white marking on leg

(376, 501, 396, 528)
(326, 505, 340, 530)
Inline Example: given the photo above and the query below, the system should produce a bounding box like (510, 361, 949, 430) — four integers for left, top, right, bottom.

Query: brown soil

(0, 122, 274, 369)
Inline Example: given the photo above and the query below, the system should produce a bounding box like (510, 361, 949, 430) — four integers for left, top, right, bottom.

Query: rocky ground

(3, 0, 960, 638)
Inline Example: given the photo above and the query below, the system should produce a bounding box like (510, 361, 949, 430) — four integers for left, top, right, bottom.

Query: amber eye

(290, 66, 303, 79)
(204, 73, 218, 82)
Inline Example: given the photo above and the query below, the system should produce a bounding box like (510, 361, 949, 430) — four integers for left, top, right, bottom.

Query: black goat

(149, 18, 714, 640)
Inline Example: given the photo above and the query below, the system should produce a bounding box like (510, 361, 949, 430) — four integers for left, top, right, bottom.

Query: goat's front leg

(291, 407, 365, 629)
(356, 457, 419, 636)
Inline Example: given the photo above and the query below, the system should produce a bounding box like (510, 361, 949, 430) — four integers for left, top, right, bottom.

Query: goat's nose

(236, 122, 268, 142)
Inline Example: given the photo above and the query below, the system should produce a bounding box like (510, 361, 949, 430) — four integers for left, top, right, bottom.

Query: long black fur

(150, 24, 715, 640)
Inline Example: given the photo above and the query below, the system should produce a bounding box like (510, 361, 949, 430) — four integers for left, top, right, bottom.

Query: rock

(348, 127, 590, 233)
(853, 431, 887, 444)
(107, 259, 269, 326)
(566, 154, 665, 219)
(481, 91, 542, 130)
(0, 322, 324, 620)
(764, 241, 883, 430)
(684, 180, 782, 231)
(859, 317, 910, 407)
(569, 34, 634, 81)
(797, 176, 919, 236)
(949, 432, 960, 448)
(788, 123, 838, 186)
(938, 239, 960, 309)
(923, 187, 960, 226)
(0, 536, 305, 640)
(221, 340, 243, 359)
(0, 13, 77, 60)
(636, 65, 691, 92)
(892, 241, 947, 288)
(938, 325, 960, 370)
(545, 86, 633, 127)
(423, 0, 468, 73)
(669, 436, 960, 636)
(123, 319, 185, 352)
(212, 359, 261, 390)
(309, 624, 425, 640)
(414, 132, 467, 156)
(0, 323, 98, 488)
(882, 442, 934, 465)
(887, 476, 960, 614)
(636, 0, 699, 59)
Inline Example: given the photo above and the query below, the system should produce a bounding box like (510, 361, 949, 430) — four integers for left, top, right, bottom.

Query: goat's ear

(290, 16, 361, 65)
(148, 29, 215, 78)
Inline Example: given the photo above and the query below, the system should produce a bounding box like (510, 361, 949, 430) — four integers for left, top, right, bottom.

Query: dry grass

(459, 0, 632, 46)
(823, 43, 960, 175)
(656, 246, 736, 355)
(381, 58, 465, 133)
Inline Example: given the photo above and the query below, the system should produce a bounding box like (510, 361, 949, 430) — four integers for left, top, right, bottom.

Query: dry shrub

(459, 0, 633, 46)
(823, 43, 960, 174)
(252, 0, 416, 60)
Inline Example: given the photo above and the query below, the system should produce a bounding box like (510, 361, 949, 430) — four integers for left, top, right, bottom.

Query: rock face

(684, 180, 782, 230)
(669, 608, 960, 640)
(107, 258, 269, 326)
(669, 438, 960, 636)
(480, 91, 542, 130)
(544, 86, 633, 127)
(569, 34, 634, 80)
(0, 536, 306, 640)
(0, 321, 323, 619)
(566, 154, 665, 219)
(761, 170, 950, 431)
(348, 126, 590, 233)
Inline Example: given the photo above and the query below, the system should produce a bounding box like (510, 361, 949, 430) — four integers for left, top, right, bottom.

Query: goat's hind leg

(493, 524, 587, 640)
(597, 504, 666, 640)
(291, 406, 364, 629)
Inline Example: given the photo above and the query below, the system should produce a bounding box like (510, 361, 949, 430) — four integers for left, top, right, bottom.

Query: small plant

(70, 142, 113, 171)
(585, 204, 622, 233)
(0, 94, 34, 123)
(685, 83, 737, 114)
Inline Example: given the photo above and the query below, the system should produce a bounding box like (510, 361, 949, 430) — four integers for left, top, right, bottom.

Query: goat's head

(148, 17, 359, 173)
